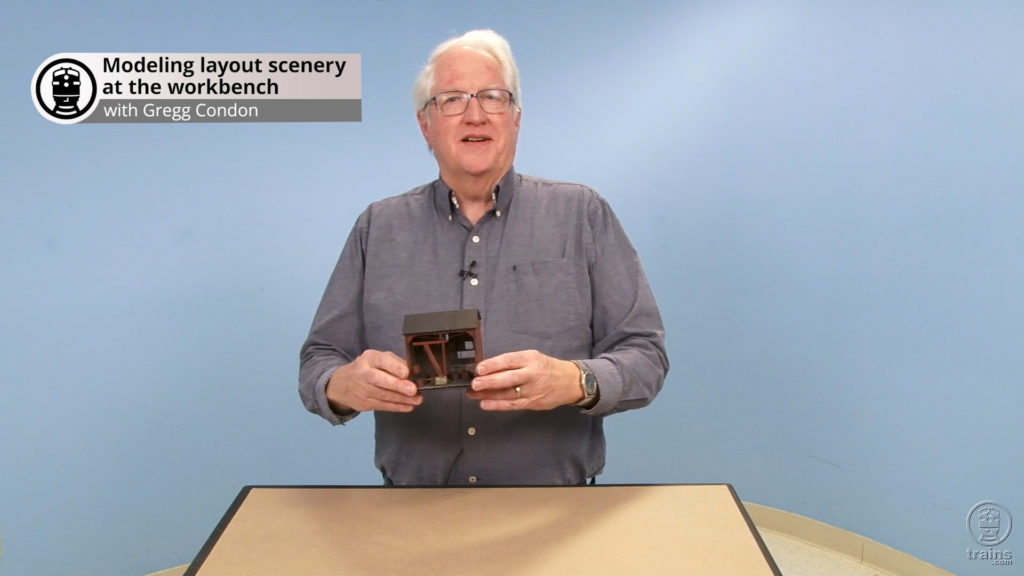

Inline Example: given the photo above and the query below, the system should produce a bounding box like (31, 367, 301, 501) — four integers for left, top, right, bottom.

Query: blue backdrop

(2, 1, 1021, 575)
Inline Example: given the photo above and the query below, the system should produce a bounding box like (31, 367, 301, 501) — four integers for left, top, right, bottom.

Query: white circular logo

(32, 56, 98, 124)
(967, 501, 1013, 547)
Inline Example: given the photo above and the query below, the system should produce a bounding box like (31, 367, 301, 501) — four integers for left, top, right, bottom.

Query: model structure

(402, 309, 482, 389)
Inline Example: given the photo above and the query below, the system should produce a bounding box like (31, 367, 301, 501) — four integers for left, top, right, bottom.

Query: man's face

(418, 47, 520, 186)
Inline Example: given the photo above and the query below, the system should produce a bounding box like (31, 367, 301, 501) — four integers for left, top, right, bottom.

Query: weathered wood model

(403, 309, 482, 389)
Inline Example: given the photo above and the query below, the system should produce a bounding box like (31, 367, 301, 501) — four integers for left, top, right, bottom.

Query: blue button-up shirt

(300, 169, 668, 485)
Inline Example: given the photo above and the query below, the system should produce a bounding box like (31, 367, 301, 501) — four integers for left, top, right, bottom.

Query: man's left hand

(468, 350, 583, 411)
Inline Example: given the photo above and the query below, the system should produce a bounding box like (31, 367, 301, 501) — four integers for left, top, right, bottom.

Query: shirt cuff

(317, 365, 360, 425)
(579, 358, 622, 415)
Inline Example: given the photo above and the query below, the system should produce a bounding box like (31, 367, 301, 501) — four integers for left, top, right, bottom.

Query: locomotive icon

(33, 56, 96, 123)
(50, 66, 82, 117)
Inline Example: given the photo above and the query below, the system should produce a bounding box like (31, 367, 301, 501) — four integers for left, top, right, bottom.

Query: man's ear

(417, 110, 431, 146)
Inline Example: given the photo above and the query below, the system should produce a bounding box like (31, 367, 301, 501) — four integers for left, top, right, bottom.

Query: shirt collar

(432, 168, 517, 222)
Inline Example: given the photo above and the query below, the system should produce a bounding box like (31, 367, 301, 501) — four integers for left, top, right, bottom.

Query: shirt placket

(456, 214, 495, 485)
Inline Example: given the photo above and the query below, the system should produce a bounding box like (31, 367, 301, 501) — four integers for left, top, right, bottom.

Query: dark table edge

(726, 483, 784, 576)
(182, 486, 253, 576)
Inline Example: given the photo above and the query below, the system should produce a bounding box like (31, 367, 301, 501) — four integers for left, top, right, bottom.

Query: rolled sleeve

(299, 213, 370, 426)
(583, 193, 669, 416)
(316, 365, 360, 425)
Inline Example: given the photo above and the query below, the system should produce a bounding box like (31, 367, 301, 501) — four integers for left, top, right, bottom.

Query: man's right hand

(326, 350, 423, 413)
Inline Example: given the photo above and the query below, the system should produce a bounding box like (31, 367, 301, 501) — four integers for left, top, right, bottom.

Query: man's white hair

(413, 29, 522, 113)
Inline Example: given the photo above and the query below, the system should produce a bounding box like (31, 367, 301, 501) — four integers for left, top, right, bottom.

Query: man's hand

(467, 350, 583, 411)
(326, 350, 423, 413)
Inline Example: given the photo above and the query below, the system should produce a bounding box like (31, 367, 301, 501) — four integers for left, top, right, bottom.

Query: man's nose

(462, 95, 486, 122)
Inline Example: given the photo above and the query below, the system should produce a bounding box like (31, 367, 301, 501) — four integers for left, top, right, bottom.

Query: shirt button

(470, 278, 479, 286)
(467, 427, 477, 436)
(468, 476, 478, 484)
(472, 235, 480, 243)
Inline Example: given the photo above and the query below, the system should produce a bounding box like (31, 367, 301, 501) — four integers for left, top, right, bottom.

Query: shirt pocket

(508, 258, 591, 339)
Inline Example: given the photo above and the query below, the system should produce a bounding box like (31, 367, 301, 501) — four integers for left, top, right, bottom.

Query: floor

(760, 529, 902, 576)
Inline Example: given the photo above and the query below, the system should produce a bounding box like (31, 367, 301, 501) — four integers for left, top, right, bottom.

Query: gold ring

(514, 386, 522, 399)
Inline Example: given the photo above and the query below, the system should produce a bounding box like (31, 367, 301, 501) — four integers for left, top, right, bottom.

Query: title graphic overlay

(32, 53, 361, 124)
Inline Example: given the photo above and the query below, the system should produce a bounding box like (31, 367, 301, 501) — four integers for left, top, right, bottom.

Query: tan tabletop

(185, 484, 780, 576)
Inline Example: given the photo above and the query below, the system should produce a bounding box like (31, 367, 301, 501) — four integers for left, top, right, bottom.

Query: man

(299, 29, 667, 486)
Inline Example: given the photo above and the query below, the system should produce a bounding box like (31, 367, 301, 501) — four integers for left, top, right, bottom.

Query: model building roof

(403, 309, 481, 335)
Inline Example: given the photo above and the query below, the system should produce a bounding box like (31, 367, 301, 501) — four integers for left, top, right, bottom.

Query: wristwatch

(571, 360, 599, 408)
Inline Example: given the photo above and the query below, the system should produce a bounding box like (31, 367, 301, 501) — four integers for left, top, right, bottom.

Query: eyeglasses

(424, 89, 515, 116)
